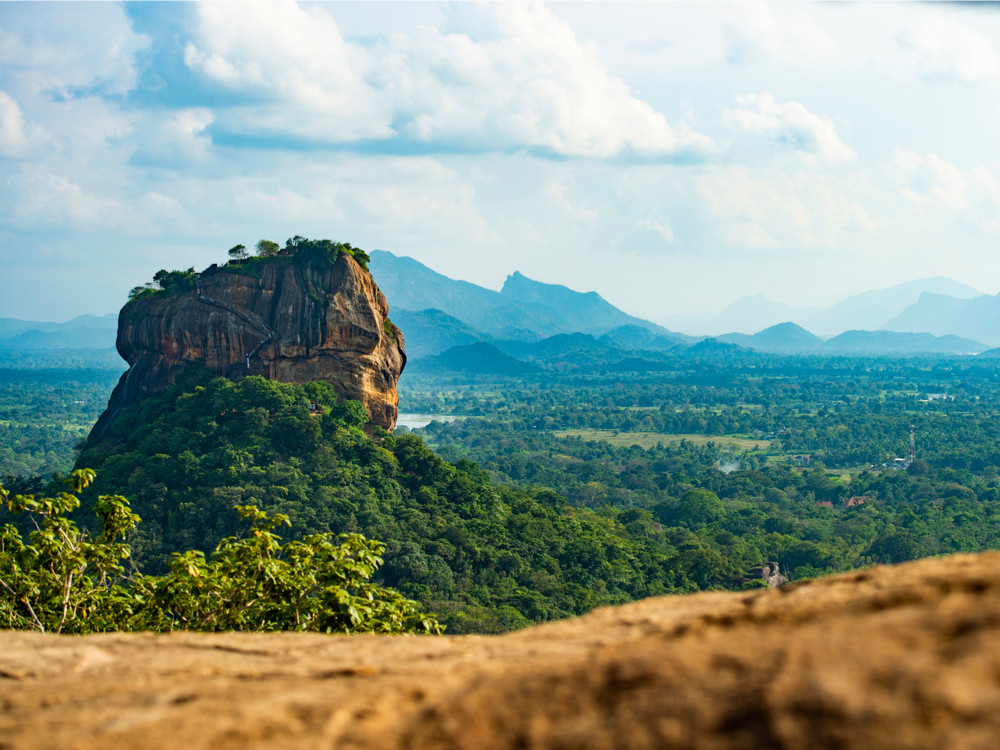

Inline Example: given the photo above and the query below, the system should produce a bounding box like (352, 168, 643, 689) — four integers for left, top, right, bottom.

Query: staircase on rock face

(195, 279, 276, 369)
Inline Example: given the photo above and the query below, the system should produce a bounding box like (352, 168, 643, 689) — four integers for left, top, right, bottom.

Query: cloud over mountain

(182, 2, 716, 159)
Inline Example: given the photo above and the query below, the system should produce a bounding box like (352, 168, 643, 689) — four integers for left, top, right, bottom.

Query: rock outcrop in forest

(3, 551, 1000, 749)
(90, 246, 405, 440)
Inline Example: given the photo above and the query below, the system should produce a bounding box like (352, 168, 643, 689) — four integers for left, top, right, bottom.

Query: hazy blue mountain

(368, 250, 561, 340)
(698, 321, 982, 355)
(811, 277, 981, 337)
(494, 333, 631, 369)
(599, 324, 690, 350)
(369, 250, 680, 344)
(404, 342, 541, 377)
(390, 309, 488, 359)
(409, 332, 677, 376)
(605, 356, 673, 372)
(0, 318, 35, 336)
(665, 294, 814, 337)
(0, 314, 117, 350)
(662, 278, 982, 337)
(824, 330, 985, 354)
(368, 251, 525, 331)
(716, 322, 825, 353)
(682, 339, 748, 357)
(882, 293, 1000, 347)
(498, 272, 669, 338)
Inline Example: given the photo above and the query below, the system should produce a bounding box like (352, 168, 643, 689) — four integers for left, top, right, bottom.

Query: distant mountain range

(370, 250, 690, 353)
(0, 314, 118, 351)
(369, 253, 990, 371)
(717, 323, 984, 355)
(882, 292, 1000, 346)
(4, 257, 995, 370)
(666, 277, 984, 338)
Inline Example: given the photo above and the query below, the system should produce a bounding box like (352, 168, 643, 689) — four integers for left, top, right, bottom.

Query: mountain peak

(371, 251, 675, 344)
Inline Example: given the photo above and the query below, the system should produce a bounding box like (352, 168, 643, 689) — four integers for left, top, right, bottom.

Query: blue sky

(2, 2, 1000, 325)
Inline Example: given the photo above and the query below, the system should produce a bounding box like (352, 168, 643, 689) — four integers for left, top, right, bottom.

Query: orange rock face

(4, 552, 1000, 750)
(92, 253, 405, 440)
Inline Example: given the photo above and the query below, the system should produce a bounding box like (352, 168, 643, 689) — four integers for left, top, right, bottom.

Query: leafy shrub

(288, 237, 370, 270)
(127, 267, 198, 303)
(0, 469, 441, 634)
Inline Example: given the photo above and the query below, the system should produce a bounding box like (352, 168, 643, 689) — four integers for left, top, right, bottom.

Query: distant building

(845, 496, 869, 507)
(816, 501, 834, 508)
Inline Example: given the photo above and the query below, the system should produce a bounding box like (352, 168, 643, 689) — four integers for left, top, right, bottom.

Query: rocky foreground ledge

(4, 553, 1000, 750)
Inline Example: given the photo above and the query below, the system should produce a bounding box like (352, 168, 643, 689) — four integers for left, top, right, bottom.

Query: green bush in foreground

(0, 470, 441, 635)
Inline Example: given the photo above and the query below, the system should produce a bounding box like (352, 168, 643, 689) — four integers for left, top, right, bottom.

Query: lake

(395, 413, 459, 431)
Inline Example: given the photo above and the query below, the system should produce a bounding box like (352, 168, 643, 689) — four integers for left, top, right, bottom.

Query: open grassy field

(552, 429, 771, 451)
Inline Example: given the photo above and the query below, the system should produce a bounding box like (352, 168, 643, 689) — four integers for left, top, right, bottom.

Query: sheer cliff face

(95, 253, 405, 438)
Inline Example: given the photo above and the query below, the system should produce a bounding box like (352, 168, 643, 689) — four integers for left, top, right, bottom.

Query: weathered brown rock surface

(4, 552, 1000, 749)
(91, 253, 405, 439)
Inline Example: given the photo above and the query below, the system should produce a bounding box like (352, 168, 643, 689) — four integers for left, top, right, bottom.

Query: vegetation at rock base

(72, 372, 690, 633)
(0, 469, 440, 634)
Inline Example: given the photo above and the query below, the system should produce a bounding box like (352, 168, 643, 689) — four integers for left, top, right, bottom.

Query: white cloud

(0, 4, 148, 96)
(721, 4, 841, 66)
(547, 176, 597, 220)
(695, 167, 876, 249)
(970, 165, 1000, 235)
(895, 150, 969, 212)
(182, 1, 715, 159)
(895, 151, 1000, 236)
(383, 3, 716, 158)
(896, 12, 1000, 83)
(725, 91, 855, 164)
(0, 91, 32, 158)
(131, 108, 216, 168)
(183, 2, 390, 142)
(7, 169, 126, 231)
(639, 218, 676, 245)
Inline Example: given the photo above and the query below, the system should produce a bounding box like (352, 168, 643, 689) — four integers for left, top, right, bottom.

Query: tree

(133, 506, 442, 633)
(0, 469, 136, 633)
(152, 268, 198, 293)
(0, 471, 442, 634)
(228, 244, 249, 261)
(256, 239, 280, 258)
(329, 399, 370, 429)
(128, 284, 155, 301)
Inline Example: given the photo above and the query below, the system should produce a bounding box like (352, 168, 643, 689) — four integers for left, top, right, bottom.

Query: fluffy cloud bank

(182, 2, 715, 159)
(0, 91, 34, 158)
(895, 149, 1000, 236)
(725, 91, 855, 164)
(896, 11, 1000, 83)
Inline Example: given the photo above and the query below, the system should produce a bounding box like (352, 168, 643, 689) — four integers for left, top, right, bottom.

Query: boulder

(3, 552, 1000, 749)
(90, 252, 404, 440)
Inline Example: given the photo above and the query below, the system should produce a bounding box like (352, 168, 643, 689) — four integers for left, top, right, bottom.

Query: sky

(3, 1, 1000, 326)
